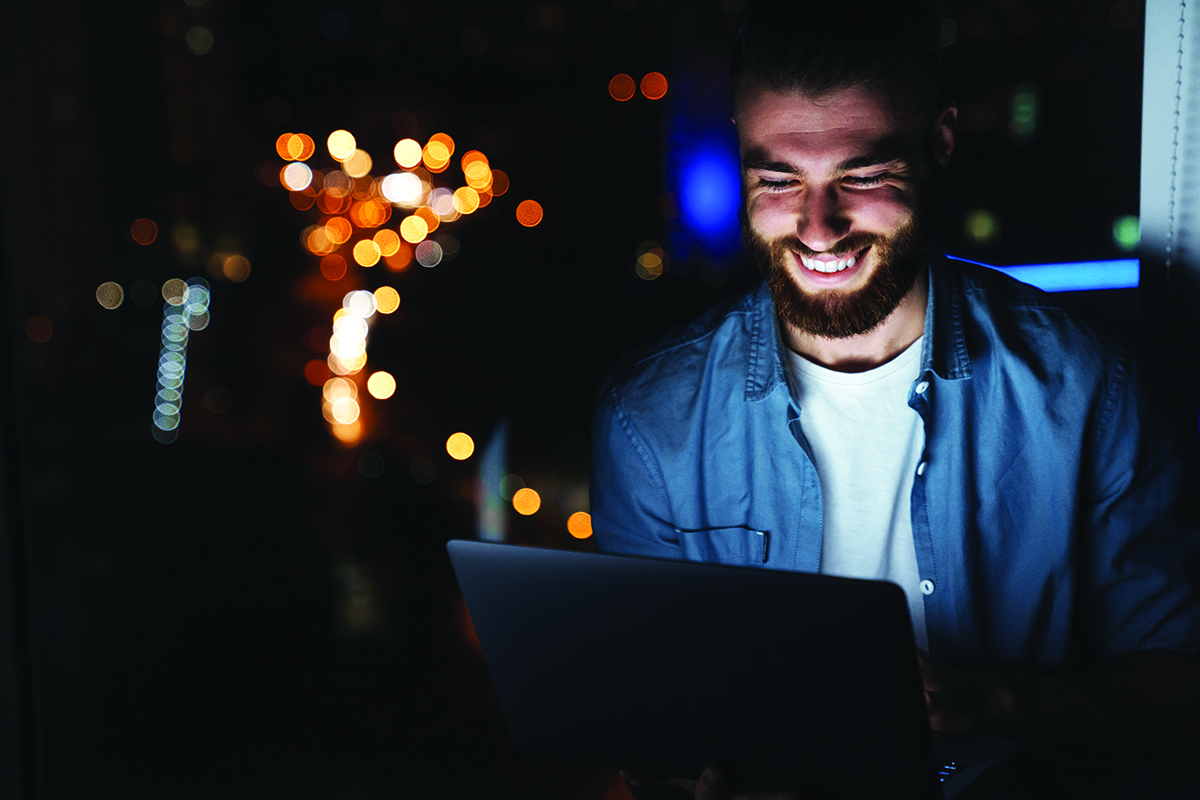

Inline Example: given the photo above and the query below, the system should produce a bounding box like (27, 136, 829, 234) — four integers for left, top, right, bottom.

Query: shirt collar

(745, 253, 973, 403)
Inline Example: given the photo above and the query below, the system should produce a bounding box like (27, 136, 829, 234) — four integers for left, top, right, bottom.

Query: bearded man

(590, 1, 1199, 797)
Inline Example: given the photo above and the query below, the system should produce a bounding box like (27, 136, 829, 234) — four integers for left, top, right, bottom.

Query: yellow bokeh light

(567, 512, 593, 539)
(400, 214, 429, 243)
(331, 420, 363, 444)
(512, 488, 541, 516)
(367, 371, 396, 399)
(428, 132, 455, 156)
(328, 130, 357, 162)
(353, 239, 382, 267)
(394, 138, 422, 168)
(162, 278, 188, 305)
(330, 396, 361, 424)
(453, 186, 480, 214)
(463, 161, 492, 191)
(343, 148, 373, 178)
(374, 286, 400, 313)
(373, 229, 401, 256)
(446, 432, 475, 460)
(323, 377, 357, 404)
(423, 143, 450, 172)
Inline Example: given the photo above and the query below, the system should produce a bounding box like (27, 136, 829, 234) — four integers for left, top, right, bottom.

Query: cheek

(745, 193, 797, 237)
(845, 192, 916, 234)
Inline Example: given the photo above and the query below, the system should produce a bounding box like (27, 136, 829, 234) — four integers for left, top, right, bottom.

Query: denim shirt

(590, 257, 1200, 670)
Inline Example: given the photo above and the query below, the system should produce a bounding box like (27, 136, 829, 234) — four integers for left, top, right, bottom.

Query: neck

(781, 267, 928, 373)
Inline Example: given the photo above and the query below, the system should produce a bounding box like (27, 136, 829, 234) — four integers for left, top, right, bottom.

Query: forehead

(737, 84, 914, 165)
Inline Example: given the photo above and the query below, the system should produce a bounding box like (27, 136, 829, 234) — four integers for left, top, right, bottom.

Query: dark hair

(731, 0, 944, 123)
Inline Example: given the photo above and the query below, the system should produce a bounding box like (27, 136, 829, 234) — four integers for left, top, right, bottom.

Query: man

(590, 1, 1200, 797)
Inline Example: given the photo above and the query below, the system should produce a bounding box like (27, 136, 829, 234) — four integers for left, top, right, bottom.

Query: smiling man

(590, 0, 1199, 797)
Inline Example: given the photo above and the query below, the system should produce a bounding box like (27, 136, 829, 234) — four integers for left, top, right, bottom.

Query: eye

(757, 177, 798, 192)
(843, 174, 887, 188)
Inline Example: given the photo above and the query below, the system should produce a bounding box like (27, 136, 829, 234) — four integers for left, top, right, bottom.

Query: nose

(795, 185, 851, 253)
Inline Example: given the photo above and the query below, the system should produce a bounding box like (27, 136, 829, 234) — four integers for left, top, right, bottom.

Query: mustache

(779, 232, 883, 260)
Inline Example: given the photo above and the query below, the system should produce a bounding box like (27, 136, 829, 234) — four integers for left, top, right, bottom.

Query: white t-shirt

(785, 337, 929, 650)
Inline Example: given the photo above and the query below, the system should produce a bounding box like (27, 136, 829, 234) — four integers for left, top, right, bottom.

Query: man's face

(739, 84, 938, 340)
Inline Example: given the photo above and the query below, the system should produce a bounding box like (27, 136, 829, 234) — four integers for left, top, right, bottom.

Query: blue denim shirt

(590, 257, 1200, 670)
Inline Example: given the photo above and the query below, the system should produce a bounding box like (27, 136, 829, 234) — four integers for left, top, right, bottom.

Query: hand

(916, 648, 1007, 733)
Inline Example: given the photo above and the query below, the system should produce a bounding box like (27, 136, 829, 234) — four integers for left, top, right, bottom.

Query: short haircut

(730, 0, 944, 124)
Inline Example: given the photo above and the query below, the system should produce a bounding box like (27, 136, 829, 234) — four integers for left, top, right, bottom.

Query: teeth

(800, 253, 859, 273)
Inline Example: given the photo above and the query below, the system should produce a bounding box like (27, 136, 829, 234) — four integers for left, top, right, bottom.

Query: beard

(743, 201, 932, 340)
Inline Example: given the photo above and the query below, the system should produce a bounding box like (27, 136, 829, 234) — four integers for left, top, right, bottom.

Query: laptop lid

(449, 540, 1013, 799)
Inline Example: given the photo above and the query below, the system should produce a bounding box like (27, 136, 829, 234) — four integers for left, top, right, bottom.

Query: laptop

(448, 539, 1016, 799)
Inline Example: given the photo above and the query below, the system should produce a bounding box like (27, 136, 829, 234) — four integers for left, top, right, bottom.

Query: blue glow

(946, 255, 1139, 292)
(678, 145, 741, 250)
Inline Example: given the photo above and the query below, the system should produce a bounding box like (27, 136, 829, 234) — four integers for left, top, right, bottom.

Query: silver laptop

(448, 539, 1016, 799)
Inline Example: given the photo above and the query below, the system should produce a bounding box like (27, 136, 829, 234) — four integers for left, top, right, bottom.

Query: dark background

(0, 1, 1154, 797)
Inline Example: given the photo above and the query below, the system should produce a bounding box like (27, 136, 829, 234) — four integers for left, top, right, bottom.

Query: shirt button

(915, 380, 929, 394)
(916, 461, 927, 476)
(920, 580, 935, 595)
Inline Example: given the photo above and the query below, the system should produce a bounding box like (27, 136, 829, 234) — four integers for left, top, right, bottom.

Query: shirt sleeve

(589, 376, 683, 560)
(1084, 351, 1200, 660)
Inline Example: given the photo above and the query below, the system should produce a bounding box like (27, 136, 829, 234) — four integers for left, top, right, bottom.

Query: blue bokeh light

(674, 140, 742, 254)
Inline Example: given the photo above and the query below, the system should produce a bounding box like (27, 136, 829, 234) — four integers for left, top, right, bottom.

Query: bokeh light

(305, 359, 333, 386)
(331, 421, 363, 444)
(281, 162, 313, 191)
(162, 278, 188, 305)
(567, 512, 593, 539)
(320, 253, 347, 281)
(446, 432, 475, 460)
(452, 186, 480, 214)
(381, 172, 424, 204)
(490, 170, 510, 196)
(400, 215, 429, 243)
(394, 138, 422, 168)
(96, 282, 124, 310)
(353, 239, 382, 267)
(964, 209, 1000, 244)
(343, 149, 373, 178)
(25, 316, 52, 343)
(222, 254, 252, 283)
(367, 371, 396, 399)
(608, 73, 636, 101)
(640, 72, 669, 100)
(325, 216, 353, 244)
(415, 240, 443, 267)
(344, 289, 378, 318)
(130, 218, 158, 245)
(373, 229, 401, 256)
(1112, 215, 1140, 251)
(512, 488, 541, 516)
(516, 200, 543, 227)
(327, 130, 357, 162)
(374, 286, 400, 313)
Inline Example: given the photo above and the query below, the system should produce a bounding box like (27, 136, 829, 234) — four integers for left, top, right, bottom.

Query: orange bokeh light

(490, 169, 510, 196)
(512, 488, 541, 516)
(349, 198, 391, 228)
(320, 253, 348, 281)
(373, 229, 401, 257)
(130, 218, 158, 245)
(317, 189, 350, 215)
(305, 359, 333, 386)
(331, 420, 363, 444)
(384, 245, 413, 271)
(609, 73, 636, 101)
(428, 132, 455, 156)
(567, 512, 593, 539)
(306, 225, 337, 256)
(324, 216, 353, 244)
(516, 200, 543, 227)
(640, 72, 669, 100)
(414, 206, 440, 233)
(460, 150, 488, 170)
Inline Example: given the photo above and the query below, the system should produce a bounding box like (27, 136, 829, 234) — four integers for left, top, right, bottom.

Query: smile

(798, 247, 868, 274)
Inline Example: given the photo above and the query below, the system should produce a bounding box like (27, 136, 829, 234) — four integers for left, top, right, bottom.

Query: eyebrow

(742, 145, 909, 176)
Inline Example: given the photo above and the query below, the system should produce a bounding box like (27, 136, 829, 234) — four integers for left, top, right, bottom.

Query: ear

(931, 105, 956, 174)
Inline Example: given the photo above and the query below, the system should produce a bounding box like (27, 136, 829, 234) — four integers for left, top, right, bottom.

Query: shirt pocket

(675, 526, 770, 566)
